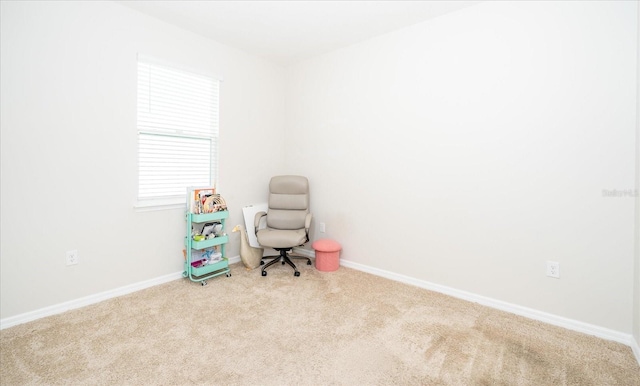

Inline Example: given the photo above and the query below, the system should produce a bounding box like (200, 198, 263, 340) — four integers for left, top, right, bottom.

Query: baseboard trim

(631, 336, 640, 365)
(338, 258, 639, 358)
(0, 255, 242, 330)
(2, 252, 637, 366)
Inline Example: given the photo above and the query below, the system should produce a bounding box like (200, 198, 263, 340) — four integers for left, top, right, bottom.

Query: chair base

(261, 248, 311, 277)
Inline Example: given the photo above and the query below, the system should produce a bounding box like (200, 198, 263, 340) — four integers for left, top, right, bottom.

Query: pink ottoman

(312, 239, 341, 272)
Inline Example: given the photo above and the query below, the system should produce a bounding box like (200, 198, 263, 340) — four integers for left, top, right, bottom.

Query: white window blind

(136, 56, 219, 207)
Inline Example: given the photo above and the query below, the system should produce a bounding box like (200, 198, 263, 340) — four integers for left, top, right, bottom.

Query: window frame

(134, 55, 220, 211)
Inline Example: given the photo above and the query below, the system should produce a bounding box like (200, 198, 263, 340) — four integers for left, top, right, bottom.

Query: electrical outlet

(319, 223, 326, 233)
(66, 250, 78, 266)
(546, 261, 559, 278)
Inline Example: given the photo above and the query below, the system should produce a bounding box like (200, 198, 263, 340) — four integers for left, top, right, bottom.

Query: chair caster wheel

(201, 281, 207, 286)
(294, 271, 300, 277)
(307, 260, 312, 265)
(262, 271, 267, 276)
(281, 261, 286, 265)
(260, 261, 264, 265)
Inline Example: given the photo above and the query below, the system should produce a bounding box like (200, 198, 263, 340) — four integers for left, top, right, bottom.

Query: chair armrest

(254, 211, 267, 236)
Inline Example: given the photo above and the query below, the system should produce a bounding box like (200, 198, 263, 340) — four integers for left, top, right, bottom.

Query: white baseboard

(337, 258, 639, 364)
(631, 336, 640, 365)
(2, 252, 638, 367)
(0, 255, 242, 330)
(293, 247, 314, 258)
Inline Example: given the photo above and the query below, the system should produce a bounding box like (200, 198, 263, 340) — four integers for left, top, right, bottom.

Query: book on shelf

(187, 186, 216, 214)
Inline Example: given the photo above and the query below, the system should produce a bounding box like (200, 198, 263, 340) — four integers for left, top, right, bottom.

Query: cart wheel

(262, 271, 267, 277)
(226, 273, 231, 277)
(294, 271, 300, 277)
(201, 281, 207, 286)
(182, 271, 188, 278)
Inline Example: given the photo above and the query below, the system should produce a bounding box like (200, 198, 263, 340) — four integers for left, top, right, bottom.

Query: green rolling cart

(184, 210, 231, 286)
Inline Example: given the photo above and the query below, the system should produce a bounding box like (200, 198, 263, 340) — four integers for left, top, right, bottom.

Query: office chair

(254, 175, 312, 277)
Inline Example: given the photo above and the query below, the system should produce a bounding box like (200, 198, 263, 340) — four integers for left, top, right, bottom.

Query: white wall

(634, 0, 640, 352)
(2, 0, 638, 340)
(0, 1, 286, 320)
(286, 1, 637, 333)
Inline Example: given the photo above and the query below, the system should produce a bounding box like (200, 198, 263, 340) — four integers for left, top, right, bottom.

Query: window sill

(134, 198, 185, 212)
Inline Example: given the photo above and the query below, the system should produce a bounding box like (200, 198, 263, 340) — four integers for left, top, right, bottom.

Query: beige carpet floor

(1, 261, 639, 385)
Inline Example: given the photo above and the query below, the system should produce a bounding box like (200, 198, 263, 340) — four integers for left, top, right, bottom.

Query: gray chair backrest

(266, 176, 309, 230)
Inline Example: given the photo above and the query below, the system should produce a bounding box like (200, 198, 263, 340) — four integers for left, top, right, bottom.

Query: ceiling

(118, 0, 480, 66)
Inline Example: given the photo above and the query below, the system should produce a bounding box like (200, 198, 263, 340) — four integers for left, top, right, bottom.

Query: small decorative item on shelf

(203, 194, 228, 213)
(201, 222, 218, 237)
(187, 187, 227, 214)
(212, 222, 223, 236)
(188, 186, 215, 214)
(187, 186, 228, 214)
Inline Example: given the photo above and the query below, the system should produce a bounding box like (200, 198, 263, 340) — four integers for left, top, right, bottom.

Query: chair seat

(256, 228, 307, 249)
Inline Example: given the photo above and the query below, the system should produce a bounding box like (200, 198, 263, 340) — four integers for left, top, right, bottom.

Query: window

(136, 55, 219, 208)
